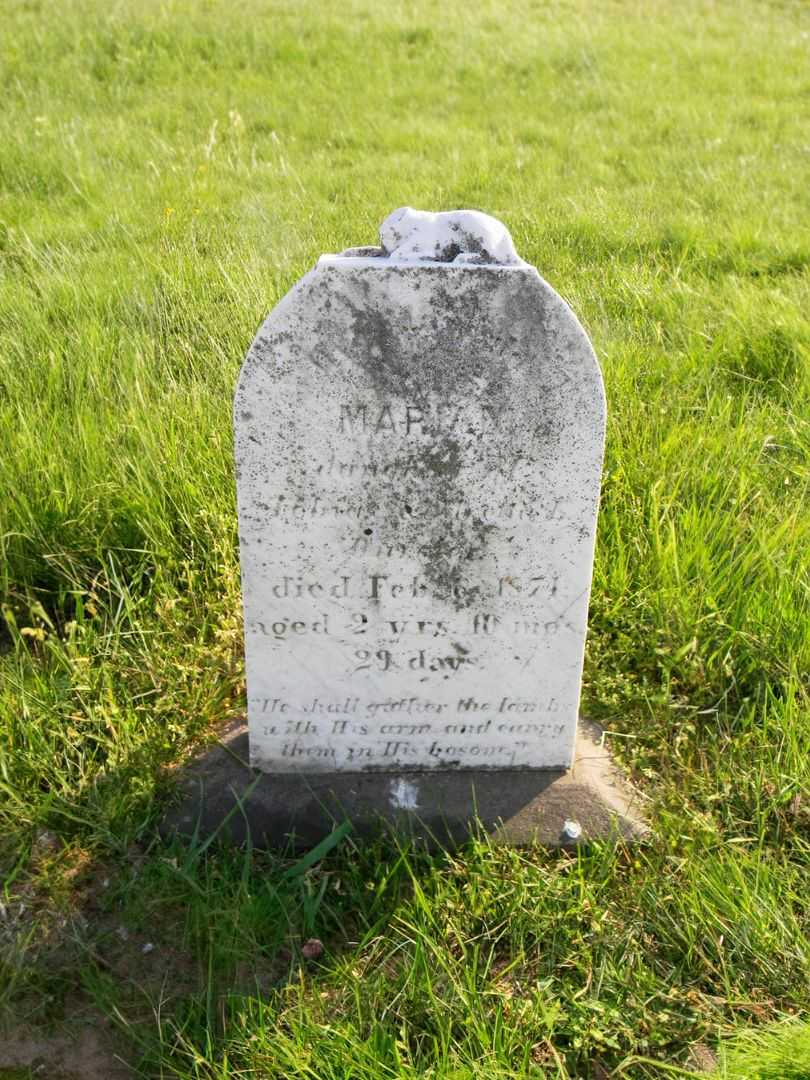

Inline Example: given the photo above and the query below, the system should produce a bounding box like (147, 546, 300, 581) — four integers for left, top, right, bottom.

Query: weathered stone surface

(234, 210, 605, 774)
(163, 719, 648, 850)
(378, 206, 525, 264)
(339, 207, 525, 264)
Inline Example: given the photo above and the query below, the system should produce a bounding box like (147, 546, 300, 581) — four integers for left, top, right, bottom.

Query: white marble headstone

(235, 208, 605, 773)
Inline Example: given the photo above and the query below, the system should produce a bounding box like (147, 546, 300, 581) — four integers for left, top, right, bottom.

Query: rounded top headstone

(235, 209, 605, 774)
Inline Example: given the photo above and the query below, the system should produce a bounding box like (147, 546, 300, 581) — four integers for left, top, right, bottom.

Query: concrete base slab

(163, 720, 648, 850)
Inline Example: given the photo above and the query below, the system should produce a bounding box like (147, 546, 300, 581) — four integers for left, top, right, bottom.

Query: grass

(1, 0, 809, 1075)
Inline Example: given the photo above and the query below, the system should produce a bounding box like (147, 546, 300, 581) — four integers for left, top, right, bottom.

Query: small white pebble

(142, 942, 155, 954)
(562, 819, 583, 840)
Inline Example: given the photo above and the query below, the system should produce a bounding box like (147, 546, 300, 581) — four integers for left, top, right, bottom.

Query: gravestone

(235, 206, 604, 774)
(168, 208, 646, 847)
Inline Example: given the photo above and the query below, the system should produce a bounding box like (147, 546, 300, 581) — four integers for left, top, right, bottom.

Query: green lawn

(1, 0, 809, 1076)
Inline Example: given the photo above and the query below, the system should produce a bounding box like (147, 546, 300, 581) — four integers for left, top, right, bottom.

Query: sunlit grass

(1, 0, 808, 1075)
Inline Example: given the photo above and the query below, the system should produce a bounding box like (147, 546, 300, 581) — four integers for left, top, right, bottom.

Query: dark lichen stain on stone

(431, 437, 463, 479)
(316, 267, 543, 604)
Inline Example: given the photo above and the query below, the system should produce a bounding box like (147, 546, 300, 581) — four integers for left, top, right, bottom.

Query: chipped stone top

(329, 207, 526, 267)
